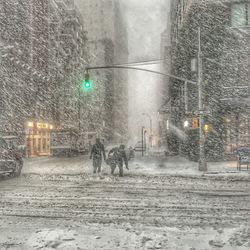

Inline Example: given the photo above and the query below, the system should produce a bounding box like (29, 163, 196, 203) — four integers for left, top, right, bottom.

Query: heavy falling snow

(0, 0, 250, 249)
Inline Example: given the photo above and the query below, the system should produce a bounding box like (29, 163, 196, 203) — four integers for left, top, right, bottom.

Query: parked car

(50, 130, 90, 157)
(0, 137, 23, 177)
(2, 136, 25, 156)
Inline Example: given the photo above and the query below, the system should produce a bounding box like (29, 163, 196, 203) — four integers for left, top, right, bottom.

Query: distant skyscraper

(75, 0, 129, 142)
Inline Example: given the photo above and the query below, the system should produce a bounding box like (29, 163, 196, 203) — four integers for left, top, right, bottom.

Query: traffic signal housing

(192, 117, 199, 129)
(82, 72, 93, 92)
(203, 124, 209, 135)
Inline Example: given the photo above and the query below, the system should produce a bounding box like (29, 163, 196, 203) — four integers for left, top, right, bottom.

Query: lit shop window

(231, 3, 250, 27)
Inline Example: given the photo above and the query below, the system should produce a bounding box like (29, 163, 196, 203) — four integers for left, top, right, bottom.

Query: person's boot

(111, 166, 115, 175)
(119, 167, 123, 177)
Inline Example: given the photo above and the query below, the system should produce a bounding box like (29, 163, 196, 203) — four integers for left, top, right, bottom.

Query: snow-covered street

(0, 156, 249, 249)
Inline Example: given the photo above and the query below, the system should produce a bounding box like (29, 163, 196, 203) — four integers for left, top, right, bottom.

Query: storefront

(26, 121, 54, 157)
(223, 114, 250, 155)
(222, 98, 250, 157)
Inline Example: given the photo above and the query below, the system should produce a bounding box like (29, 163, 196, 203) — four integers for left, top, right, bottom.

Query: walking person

(107, 144, 129, 177)
(90, 138, 106, 173)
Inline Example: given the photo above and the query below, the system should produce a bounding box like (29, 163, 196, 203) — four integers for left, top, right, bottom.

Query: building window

(231, 2, 250, 27)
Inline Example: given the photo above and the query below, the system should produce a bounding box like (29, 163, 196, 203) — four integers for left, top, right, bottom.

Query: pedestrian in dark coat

(90, 138, 106, 173)
(107, 144, 128, 177)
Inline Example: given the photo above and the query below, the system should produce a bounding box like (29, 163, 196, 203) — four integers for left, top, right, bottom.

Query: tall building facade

(0, 0, 88, 156)
(75, 0, 129, 143)
(0, 1, 33, 135)
(169, 0, 250, 160)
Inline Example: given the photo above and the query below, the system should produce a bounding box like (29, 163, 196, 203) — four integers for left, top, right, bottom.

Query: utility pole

(85, 64, 199, 160)
(198, 27, 207, 171)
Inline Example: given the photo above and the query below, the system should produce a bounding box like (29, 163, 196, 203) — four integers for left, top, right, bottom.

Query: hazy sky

(122, 0, 169, 61)
(122, 0, 170, 145)
(75, 0, 170, 145)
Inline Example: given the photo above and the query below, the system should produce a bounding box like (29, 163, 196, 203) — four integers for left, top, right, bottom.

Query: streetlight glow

(184, 120, 189, 128)
(28, 122, 33, 128)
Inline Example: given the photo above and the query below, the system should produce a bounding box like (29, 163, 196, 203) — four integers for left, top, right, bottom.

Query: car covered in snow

(0, 137, 23, 177)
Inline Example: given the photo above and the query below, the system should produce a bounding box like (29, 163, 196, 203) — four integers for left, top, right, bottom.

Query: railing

(235, 147, 250, 171)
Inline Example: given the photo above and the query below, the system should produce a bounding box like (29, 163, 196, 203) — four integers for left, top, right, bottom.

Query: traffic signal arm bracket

(85, 65, 197, 85)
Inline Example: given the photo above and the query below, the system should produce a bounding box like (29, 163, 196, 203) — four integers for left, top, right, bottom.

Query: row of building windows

(174, 0, 192, 41)
(231, 2, 250, 27)
(173, 1, 249, 44)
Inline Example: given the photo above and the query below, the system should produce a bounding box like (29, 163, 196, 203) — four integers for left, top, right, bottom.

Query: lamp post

(142, 113, 152, 147)
(144, 129, 147, 154)
(141, 126, 145, 157)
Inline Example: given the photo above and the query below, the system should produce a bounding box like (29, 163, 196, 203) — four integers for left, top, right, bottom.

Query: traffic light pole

(85, 65, 197, 85)
(198, 27, 207, 171)
(78, 85, 81, 133)
(85, 62, 207, 170)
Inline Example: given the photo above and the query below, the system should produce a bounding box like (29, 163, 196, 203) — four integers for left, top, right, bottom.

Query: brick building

(0, 0, 88, 156)
(168, 0, 250, 160)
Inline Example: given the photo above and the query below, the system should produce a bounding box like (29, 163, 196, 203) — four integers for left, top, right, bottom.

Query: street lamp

(142, 113, 152, 147)
(183, 120, 189, 128)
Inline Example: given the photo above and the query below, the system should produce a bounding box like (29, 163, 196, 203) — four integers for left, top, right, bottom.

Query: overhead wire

(111, 58, 168, 67)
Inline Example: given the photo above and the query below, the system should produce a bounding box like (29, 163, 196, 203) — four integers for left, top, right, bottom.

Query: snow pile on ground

(26, 226, 158, 250)
(27, 229, 77, 249)
(2, 225, 248, 250)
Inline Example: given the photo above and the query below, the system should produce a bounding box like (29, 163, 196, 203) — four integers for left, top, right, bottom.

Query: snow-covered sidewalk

(132, 155, 249, 176)
(22, 155, 250, 179)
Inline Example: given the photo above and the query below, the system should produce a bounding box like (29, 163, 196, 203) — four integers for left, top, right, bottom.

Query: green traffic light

(84, 80, 91, 89)
(81, 72, 93, 92)
(82, 80, 92, 92)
